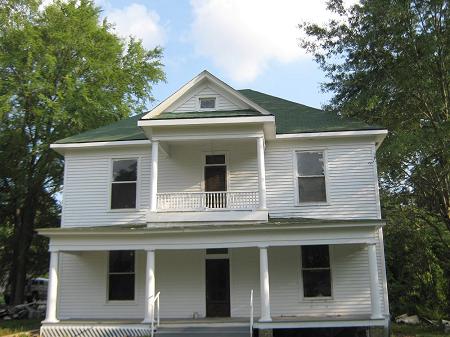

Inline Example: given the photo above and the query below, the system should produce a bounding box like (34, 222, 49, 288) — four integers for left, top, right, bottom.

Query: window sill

(107, 208, 140, 213)
(295, 202, 330, 207)
(300, 296, 334, 302)
(105, 300, 137, 306)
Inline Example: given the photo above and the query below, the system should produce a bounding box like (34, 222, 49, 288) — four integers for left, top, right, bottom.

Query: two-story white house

(38, 71, 389, 337)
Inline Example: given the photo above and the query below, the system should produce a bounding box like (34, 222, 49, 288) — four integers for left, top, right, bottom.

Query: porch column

(259, 246, 271, 322)
(368, 243, 382, 319)
(143, 249, 156, 323)
(256, 136, 267, 209)
(150, 140, 159, 211)
(44, 251, 59, 323)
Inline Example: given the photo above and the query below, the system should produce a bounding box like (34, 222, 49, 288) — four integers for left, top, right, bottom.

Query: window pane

(108, 274, 135, 300)
(302, 245, 330, 268)
(303, 270, 331, 297)
(206, 155, 225, 165)
(111, 183, 136, 209)
(113, 160, 137, 182)
(109, 251, 135, 273)
(297, 152, 324, 176)
(200, 98, 215, 109)
(298, 177, 326, 202)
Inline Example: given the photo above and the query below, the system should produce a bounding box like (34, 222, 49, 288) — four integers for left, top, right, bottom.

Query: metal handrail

(249, 289, 254, 337)
(150, 292, 160, 337)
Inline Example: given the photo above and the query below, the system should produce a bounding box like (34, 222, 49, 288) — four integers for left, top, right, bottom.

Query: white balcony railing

(156, 191, 259, 211)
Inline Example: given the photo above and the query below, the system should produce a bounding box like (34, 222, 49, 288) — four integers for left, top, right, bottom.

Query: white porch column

(150, 140, 159, 211)
(259, 246, 271, 322)
(44, 251, 59, 323)
(143, 249, 156, 323)
(368, 243, 382, 319)
(256, 136, 267, 209)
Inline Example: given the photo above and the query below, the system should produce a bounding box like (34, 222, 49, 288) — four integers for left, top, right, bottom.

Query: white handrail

(157, 191, 259, 211)
(249, 289, 254, 337)
(150, 292, 160, 337)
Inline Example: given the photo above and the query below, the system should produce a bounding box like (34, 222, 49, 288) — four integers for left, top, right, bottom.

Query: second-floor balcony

(145, 131, 269, 223)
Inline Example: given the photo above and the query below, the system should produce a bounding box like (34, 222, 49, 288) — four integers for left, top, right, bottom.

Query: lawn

(0, 320, 41, 337)
(392, 323, 449, 337)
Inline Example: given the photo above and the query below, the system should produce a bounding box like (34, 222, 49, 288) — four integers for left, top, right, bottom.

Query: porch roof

(37, 217, 385, 236)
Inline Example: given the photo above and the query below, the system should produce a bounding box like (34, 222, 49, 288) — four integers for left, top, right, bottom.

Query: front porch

(38, 220, 388, 336)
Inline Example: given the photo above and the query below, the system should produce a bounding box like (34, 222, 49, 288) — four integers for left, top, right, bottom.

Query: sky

(83, 0, 356, 110)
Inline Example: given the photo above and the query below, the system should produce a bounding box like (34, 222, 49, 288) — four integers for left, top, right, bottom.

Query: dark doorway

(204, 157, 227, 208)
(205, 259, 230, 317)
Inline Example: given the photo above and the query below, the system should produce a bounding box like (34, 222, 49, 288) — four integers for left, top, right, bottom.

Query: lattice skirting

(40, 324, 152, 337)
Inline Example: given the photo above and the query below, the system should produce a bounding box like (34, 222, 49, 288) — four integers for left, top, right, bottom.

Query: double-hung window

(301, 245, 332, 298)
(108, 250, 135, 301)
(296, 151, 327, 203)
(111, 159, 137, 209)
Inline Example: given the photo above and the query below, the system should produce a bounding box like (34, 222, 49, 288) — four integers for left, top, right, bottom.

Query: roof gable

(141, 70, 271, 120)
(168, 84, 244, 113)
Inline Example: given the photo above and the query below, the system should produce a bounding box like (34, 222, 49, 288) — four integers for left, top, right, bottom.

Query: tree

(0, 0, 165, 304)
(301, 0, 450, 316)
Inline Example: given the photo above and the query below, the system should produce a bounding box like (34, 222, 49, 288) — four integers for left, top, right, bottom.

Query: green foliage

(383, 193, 450, 318)
(0, 0, 164, 303)
(392, 323, 448, 337)
(301, 0, 450, 318)
(0, 319, 41, 336)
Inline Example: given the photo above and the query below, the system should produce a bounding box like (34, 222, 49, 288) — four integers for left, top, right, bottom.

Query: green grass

(0, 320, 41, 337)
(392, 323, 448, 337)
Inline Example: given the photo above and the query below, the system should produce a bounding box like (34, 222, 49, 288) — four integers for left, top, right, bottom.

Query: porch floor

(44, 313, 385, 327)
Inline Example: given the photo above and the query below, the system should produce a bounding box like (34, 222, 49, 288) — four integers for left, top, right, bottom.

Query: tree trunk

(10, 198, 36, 305)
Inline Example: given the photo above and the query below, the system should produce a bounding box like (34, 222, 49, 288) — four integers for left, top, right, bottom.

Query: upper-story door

(204, 154, 227, 208)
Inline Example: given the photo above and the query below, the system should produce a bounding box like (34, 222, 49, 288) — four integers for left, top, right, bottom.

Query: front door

(205, 259, 230, 317)
(204, 154, 227, 208)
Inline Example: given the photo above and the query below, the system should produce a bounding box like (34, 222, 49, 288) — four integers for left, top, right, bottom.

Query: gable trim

(141, 71, 272, 119)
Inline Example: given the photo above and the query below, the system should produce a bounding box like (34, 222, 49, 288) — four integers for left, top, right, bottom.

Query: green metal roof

(238, 89, 382, 134)
(153, 109, 262, 119)
(55, 89, 383, 144)
(37, 217, 384, 235)
(55, 113, 147, 144)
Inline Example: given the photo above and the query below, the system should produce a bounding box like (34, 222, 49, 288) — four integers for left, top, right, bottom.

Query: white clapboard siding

(61, 147, 151, 228)
(171, 86, 243, 112)
(61, 138, 381, 227)
(265, 139, 379, 219)
(156, 250, 206, 318)
(57, 242, 385, 320)
(58, 251, 146, 320)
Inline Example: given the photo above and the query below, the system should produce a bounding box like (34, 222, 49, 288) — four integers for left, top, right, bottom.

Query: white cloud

(190, 0, 356, 82)
(105, 3, 166, 49)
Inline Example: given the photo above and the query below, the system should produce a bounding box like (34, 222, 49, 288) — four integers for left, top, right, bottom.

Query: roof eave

(276, 129, 388, 147)
(50, 139, 151, 154)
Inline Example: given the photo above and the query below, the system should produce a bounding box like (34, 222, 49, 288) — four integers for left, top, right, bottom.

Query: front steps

(155, 322, 250, 337)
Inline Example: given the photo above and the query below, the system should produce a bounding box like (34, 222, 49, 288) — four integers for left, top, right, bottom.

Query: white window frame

(299, 245, 334, 301)
(293, 149, 329, 206)
(108, 157, 140, 211)
(106, 250, 137, 304)
(198, 97, 217, 111)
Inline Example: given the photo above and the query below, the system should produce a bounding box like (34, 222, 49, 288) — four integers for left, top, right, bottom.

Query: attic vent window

(199, 97, 216, 110)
